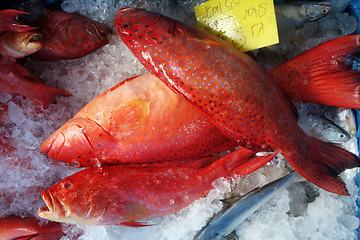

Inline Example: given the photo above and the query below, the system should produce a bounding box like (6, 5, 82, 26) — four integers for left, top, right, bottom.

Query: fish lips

(38, 189, 67, 221)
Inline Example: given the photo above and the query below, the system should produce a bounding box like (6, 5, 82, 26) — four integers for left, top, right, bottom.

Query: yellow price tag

(195, 0, 279, 52)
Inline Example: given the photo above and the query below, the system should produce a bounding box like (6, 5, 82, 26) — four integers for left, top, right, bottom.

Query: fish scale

(115, 8, 360, 195)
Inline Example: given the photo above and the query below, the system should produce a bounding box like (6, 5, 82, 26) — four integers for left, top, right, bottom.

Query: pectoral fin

(108, 99, 150, 132)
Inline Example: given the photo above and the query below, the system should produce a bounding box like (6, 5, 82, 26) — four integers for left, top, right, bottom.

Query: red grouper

(114, 8, 360, 195)
(29, 10, 112, 61)
(37, 148, 277, 226)
(40, 73, 239, 167)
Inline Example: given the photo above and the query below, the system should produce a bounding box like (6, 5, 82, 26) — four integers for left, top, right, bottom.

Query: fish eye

(321, 8, 328, 14)
(338, 133, 346, 139)
(63, 181, 73, 189)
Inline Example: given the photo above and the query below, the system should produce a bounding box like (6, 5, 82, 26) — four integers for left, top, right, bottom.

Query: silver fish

(193, 171, 304, 240)
(275, 1, 332, 27)
(305, 115, 351, 143)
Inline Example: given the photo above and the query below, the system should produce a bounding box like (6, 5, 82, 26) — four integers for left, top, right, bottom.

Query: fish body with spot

(41, 73, 238, 167)
(275, 1, 331, 27)
(29, 10, 112, 61)
(0, 215, 64, 240)
(0, 30, 42, 58)
(37, 148, 276, 225)
(194, 171, 304, 240)
(115, 8, 360, 195)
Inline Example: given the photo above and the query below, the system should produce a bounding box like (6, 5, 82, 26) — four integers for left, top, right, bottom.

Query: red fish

(0, 56, 70, 108)
(37, 148, 277, 226)
(0, 30, 42, 58)
(114, 8, 360, 195)
(0, 215, 64, 240)
(40, 73, 238, 167)
(0, 9, 37, 34)
(29, 10, 112, 61)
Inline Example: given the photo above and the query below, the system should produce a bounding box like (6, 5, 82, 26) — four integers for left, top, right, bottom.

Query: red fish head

(37, 167, 147, 225)
(38, 170, 111, 225)
(0, 30, 43, 58)
(31, 10, 113, 61)
(40, 118, 111, 167)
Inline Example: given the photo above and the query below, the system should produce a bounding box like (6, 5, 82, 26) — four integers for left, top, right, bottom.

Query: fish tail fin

(32, 83, 71, 108)
(214, 148, 277, 177)
(268, 35, 360, 108)
(286, 138, 360, 195)
(0, 9, 38, 32)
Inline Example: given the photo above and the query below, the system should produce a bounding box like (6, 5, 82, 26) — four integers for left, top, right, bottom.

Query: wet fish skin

(40, 73, 238, 167)
(0, 30, 42, 58)
(37, 149, 277, 226)
(0, 215, 64, 240)
(194, 171, 304, 240)
(29, 10, 112, 61)
(0, 9, 38, 34)
(114, 8, 360, 195)
(275, 1, 331, 27)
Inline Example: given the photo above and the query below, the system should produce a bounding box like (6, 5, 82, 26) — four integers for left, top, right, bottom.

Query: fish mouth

(38, 189, 67, 221)
(23, 32, 43, 50)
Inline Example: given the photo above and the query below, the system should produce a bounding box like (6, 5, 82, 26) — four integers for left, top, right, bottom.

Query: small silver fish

(193, 172, 304, 240)
(275, 1, 332, 27)
(306, 115, 351, 143)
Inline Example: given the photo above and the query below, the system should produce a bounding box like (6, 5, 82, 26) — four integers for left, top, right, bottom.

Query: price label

(195, 0, 279, 52)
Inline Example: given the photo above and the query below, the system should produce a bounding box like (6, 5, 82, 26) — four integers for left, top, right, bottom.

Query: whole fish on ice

(29, 9, 112, 61)
(115, 8, 360, 195)
(194, 171, 304, 240)
(41, 73, 238, 167)
(37, 148, 277, 225)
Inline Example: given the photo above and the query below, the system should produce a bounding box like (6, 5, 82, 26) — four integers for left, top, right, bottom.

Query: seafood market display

(1, 0, 360, 240)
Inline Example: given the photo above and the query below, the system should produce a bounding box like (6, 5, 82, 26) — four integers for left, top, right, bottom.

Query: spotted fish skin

(115, 8, 360, 195)
(41, 73, 238, 167)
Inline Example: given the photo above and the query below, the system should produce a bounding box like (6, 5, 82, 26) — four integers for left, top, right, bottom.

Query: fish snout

(40, 131, 65, 159)
(38, 189, 65, 220)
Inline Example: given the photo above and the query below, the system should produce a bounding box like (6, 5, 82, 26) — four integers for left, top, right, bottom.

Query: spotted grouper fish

(41, 73, 238, 167)
(37, 148, 277, 226)
(115, 8, 360, 195)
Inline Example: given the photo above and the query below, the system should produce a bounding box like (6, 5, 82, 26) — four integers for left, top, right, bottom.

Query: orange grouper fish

(40, 73, 239, 167)
(0, 215, 64, 240)
(29, 10, 112, 61)
(114, 8, 360, 195)
(37, 148, 277, 226)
